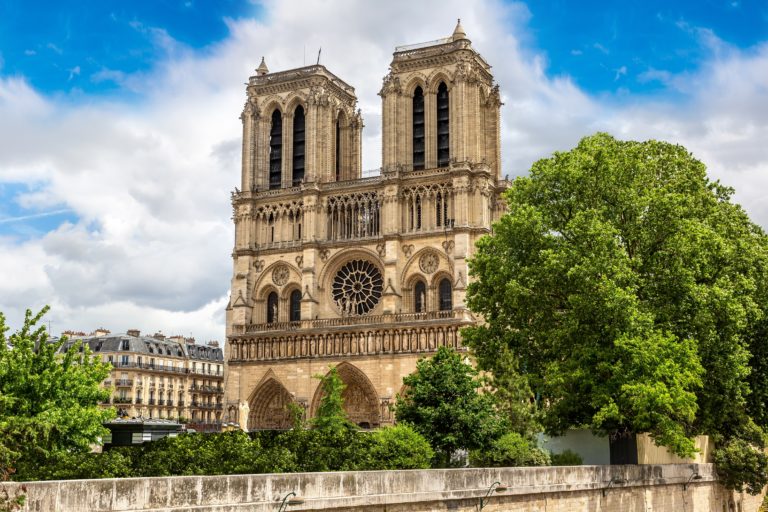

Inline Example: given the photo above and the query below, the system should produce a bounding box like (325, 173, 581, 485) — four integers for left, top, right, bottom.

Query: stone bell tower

(225, 22, 508, 431)
(380, 19, 502, 177)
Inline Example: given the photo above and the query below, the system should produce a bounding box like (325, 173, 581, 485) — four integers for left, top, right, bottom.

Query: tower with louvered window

(225, 21, 508, 431)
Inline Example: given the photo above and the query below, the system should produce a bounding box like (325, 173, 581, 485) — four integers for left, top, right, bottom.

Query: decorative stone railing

(229, 311, 472, 362)
(241, 309, 467, 334)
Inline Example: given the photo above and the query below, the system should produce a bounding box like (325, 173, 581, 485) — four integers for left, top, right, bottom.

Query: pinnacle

(256, 56, 269, 76)
(452, 18, 468, 41)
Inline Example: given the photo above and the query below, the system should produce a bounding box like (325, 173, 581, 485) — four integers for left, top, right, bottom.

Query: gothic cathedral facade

(225, 21, 508, 429)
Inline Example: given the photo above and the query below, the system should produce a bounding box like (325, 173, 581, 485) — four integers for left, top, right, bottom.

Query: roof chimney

(127, 329, 140, 337)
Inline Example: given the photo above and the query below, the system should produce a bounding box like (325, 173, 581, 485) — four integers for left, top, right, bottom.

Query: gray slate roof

(56, 333, 223, 362)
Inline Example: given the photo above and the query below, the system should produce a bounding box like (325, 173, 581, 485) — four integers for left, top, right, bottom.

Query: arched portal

(311, 362, 381, 428)
(248, 377, 295, 430)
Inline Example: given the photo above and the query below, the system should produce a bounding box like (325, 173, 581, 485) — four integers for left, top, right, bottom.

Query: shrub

(550, 449, 583, 466)
(470, 432, 550, 467)
(360, 425, 433, 470)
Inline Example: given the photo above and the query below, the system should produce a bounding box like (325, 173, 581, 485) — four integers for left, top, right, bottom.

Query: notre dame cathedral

(225, 21, 508, 429)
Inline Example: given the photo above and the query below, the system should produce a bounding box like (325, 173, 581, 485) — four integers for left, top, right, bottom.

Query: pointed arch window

(414, 280, 427, 313)
(335, 117, 341, 181)
(269, 110, 282, 189)
(412, 86, 425, 170)
(438, 278, 452, 311)
(292, 105, 305, 186)
(267, 292, 279, 323)
(289, 289, 302, 322)
(437, 82, 450, 167)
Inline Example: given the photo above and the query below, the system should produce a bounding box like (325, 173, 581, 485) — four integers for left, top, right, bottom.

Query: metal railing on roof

(395, 37, 452, 52)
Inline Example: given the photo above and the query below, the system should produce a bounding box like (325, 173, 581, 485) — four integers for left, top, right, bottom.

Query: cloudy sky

(1, 0, 766, 341)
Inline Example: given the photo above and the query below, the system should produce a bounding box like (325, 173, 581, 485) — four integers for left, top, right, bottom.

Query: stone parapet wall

(4, 464, 763, 512)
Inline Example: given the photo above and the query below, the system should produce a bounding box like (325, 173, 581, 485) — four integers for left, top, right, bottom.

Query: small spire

(452, 18, 468, 41)
(256, 56, 269, 76)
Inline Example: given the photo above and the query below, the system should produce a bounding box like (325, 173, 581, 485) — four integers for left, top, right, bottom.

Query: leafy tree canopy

(465, 133, 768, 488)
(394, 346, 507, 466)
(0, 307, 114, 476)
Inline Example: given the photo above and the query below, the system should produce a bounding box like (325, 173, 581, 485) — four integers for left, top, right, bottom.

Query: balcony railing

(114, 397, 132, 404)
(190, 385, 224, 393)
(112, 361, 190, 374)
(243, 309, 465, 334)
(136, 398, 143, 404)
(115, 379, 133, 387)
(148, 399, 156, 405)
(178, 400, 185, 407)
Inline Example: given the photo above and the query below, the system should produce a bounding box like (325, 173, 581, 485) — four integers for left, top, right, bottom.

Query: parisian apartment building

(58, 329, 225, 431)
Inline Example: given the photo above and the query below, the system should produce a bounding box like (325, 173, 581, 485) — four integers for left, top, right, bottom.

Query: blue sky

(2, 1, 766, 98)
(0, 0, 766, 338)
(1, 0, 765, 237)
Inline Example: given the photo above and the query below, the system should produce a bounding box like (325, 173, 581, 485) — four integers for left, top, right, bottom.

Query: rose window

(332, 260, 383, 316)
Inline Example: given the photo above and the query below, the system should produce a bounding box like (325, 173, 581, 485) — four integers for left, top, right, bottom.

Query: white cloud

(0, 0, 766, 343)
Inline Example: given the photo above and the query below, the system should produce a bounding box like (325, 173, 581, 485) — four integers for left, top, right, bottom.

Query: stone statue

(238, 401, 250, 431)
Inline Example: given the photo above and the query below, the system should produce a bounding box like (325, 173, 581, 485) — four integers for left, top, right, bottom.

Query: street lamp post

(477, 481, 508, 511)
(277, 491, 305, 512)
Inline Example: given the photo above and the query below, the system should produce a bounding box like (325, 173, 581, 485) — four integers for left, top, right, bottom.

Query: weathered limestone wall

(4, 464, 764, 512)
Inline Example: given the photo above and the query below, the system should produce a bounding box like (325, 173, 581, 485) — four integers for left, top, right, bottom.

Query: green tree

(469, 432, 550, 467)
(0, 307, 114, 479)
(311, 366, 356, 434)
(360, 425, 434, 470)
(465, 133, 768, 491)
(394, 346, 507, 467)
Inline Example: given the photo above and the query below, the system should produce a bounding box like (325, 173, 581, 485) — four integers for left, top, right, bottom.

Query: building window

(292, 105, 305, 186)
(438, 278, 452, 311)
(120, 339, 130, 350)
(267, 292, 279, 323)
(120, 355, 129, 366)
(269, 110, 282, 189)
(437, 82, 449, 167)
(290, 289, 302, 322)
(414, 280, 426, 313)
(335, 118, 341, 181)
(412, 86, 425, 170)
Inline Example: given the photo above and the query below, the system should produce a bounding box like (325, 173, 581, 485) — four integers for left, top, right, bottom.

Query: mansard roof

(55, 333, 223, 362)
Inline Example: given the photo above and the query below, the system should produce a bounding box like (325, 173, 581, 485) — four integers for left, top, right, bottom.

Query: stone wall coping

(4, 464, 719, 512)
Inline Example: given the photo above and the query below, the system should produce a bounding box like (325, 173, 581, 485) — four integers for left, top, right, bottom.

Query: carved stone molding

(253, 260, 265, 272)
(402, 244, 414, 257)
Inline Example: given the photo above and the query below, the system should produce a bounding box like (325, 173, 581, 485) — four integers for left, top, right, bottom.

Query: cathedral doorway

(248, 377, 295, 430)
(311, 362, 381, 428)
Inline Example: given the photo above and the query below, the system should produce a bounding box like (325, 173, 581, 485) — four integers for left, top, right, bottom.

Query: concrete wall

(538, 429, 610, 465)
(538, 430, 714, 466)
(3, 464, 763, 512)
